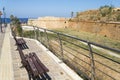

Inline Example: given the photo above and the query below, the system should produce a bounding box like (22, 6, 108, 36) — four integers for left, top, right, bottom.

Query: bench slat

(29, 53, 45, 75)
(17, 46, 27, 66)
(26, 55, 39, 76)
(17, 38, 26, 45)
(32, 52, 49, 72)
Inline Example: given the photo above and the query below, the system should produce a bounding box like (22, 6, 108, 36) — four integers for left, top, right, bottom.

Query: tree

(10, 15, 14, 23)
(10, 15, 23, 36)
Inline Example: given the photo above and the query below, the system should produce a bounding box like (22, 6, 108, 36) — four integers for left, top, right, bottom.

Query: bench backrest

(32, 52, 49, 72)
(17, 46, 27, 66)
(25, 53, 49, 77)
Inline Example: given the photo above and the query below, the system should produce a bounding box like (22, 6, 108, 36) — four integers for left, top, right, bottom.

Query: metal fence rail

(22, 26, 120, 80)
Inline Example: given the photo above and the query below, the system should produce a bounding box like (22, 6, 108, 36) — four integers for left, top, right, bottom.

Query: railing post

(44, 29, 49, 48)
(39, 29, 43, 43)
(57, 33, 64, 60)
(21, 27, 23, 37)
(33, 26, 37, 39)
(88, 42, 95, 80)
(36, 27, 39, 40)
(0, 14, 2, 33)
(37, 27, 40, 41)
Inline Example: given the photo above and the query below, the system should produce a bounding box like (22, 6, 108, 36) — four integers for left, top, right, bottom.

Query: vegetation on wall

(117, 14, 120, 21)
(99, 5, 113, 17)
(73, 5, 120, 22)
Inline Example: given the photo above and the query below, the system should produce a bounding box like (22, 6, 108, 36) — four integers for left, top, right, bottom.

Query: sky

(0, 0, 120, 18)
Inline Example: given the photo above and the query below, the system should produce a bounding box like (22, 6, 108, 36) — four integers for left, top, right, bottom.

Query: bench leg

(41, 74, 46, 80)
(19, 44, 29, 50)
(32, 74, 36, 80)
(44, 73, 51, 80)
(36, 76, 41, 80)
(31, 74, 42, 80)
(23, 44, 29, 49)
(28, 73, 32, 80)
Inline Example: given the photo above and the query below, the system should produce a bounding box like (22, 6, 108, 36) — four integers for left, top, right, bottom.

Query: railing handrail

(37, 27, 120, 54)
(22, 25, 120, 80)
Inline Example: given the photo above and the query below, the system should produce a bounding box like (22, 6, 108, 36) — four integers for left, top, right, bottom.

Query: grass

(22, 29, 120, 62)
(53, 28, 120, 50)
(52, 28, 120, 61)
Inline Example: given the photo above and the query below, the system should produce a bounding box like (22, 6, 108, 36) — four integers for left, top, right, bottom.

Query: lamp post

(0, 11, 2, 32)
(3, 7, 6, 27)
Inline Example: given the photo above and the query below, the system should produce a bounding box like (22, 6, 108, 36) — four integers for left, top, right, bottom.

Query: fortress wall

(68, 21, 120, 40)
(28, 17, 120, 40)
(28, 17, 68, 29)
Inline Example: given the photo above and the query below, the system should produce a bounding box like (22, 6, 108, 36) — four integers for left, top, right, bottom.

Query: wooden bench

(12, 31, 28, 50)
(17, 46, 51, 80)
(17, 38, 26, 45)
(17, 45, 28, 67)
(16, 38, 29, 49)
(12, 31, 50, 80)
(25, 52, 51, 80)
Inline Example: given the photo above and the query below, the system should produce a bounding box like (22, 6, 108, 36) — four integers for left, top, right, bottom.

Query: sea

(1, 18, 28, 23)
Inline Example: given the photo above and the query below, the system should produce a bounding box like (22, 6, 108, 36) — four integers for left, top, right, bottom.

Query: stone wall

(68, 21, 120, 40)
(28, 17, 120, 40)
(28, 16, 68, 29)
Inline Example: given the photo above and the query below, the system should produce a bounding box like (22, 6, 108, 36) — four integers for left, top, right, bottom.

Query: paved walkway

(0, 27, 5, 57)
(10, 37, 82, 80)
(0, 25, 14, 80)
(0, 25, 82, 80)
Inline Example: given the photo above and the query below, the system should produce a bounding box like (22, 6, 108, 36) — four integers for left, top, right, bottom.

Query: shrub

(99, 5, 113, 17)
(10, 15, 23, 36)
(116, 14, 120, 21)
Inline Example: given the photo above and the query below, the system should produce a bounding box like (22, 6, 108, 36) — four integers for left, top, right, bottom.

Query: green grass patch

(53, 28, 120, 50)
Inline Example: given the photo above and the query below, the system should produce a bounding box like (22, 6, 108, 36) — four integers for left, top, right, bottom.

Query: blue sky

(0, 0, 119, 18)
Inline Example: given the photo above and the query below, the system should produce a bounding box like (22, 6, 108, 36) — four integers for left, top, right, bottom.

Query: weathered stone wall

(28, 17, 120, 40)
(68, 21, 120, 40)
(28, 17, 68, 29)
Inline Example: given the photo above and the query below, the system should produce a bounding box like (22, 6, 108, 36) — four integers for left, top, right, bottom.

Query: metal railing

(22, 26, 120, 80)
